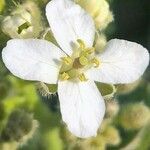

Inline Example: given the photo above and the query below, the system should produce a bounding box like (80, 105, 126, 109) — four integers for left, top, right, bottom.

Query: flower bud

(1, 1, 43, 38)
(1, 109, 38, 145)
(59, 126, 77, 144)
(83, 137, 106, 150)
(106, 100, 119, 118)
(102, 126, 121, 146)
(76, 0, 101, 17)
(118, 103, 150, 130)
(94, 1, 113, 30)
(95, 34, 107, 53)
(73, 136, 106, 150)
(117, 79, 141, 95)
(76, 0, 113, 30)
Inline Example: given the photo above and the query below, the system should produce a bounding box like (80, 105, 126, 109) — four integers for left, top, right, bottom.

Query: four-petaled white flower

(2, 0, 149, 138)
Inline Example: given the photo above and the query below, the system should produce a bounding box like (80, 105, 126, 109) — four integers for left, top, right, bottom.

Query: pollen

(60, 72, 70, 80)
(78, 73, 88, 82)
(92, 58, 100, 68)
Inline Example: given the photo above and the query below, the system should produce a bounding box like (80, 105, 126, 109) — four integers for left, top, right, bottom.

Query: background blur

(0, 0, 150, 150)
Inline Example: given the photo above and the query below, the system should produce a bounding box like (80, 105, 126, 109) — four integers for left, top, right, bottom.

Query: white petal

(86, 39, 149, 84)
(46, 0, 95, 55)
(2, 39, 65, 84)
(58, 80, 105, 138)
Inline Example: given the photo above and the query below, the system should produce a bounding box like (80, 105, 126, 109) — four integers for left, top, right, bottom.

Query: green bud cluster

(1, 109, 38, 145)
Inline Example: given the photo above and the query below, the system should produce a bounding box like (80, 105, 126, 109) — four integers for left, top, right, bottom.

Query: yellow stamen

(59, 39, 101, 82)
(79, 56, 88, 66)
(61, 57, 72, 65)
(80, 47, 95, 57)
(77, 39, 86, 50)
(78, 73, 88, 81)
(92, 58, 100, 68)
(60, 72, 70, 80)
(85, 47, 95, 54)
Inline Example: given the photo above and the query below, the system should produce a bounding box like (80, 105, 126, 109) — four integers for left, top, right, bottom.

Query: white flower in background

(2, 0, 149, 138)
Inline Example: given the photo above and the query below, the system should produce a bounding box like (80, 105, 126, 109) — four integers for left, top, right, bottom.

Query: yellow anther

(85, 47, 95, 54)
(80, 47, 95, 57)
(79, 56, 88, 66)
(78, 73, 88, 82)
(92, 58, 100, 68)
(60, 72, 70, 80)
(77, 39, 86, 50)
(61, 57, 72, 65)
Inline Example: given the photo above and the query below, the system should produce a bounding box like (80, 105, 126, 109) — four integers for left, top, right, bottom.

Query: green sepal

(42, 29, 58, 45)
(96, 82, 116, 100)
(47, 84, 58, 94)
(37, 82, 58, 97)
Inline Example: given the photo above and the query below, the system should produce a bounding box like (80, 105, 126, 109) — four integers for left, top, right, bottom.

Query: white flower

(2, 0, 149, 138)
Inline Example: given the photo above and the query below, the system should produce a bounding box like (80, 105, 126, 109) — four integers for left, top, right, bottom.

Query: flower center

(59, 39, 100, 82)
